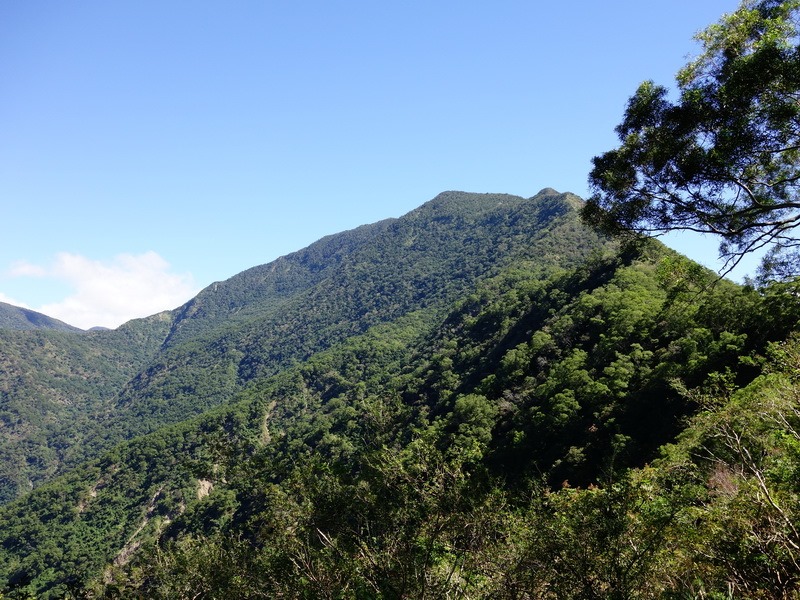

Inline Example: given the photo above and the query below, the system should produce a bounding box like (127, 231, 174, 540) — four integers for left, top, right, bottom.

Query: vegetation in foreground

(2, 241, 800, 598)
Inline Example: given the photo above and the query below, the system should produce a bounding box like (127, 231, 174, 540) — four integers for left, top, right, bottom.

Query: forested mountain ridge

(106, 190, 598, 440)
(161, 189, 586, 351)
(1, 188, 800, 597)
(0, 190, 604, 506)
(0, 302, 82, 332)
(0, 312, 174, 503)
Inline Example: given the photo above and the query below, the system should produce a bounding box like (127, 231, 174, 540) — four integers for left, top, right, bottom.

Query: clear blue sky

(1, 1, 742, 328)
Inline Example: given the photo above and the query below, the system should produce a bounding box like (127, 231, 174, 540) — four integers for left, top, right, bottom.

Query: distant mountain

(0, 312, 174, 502)
(0, 301, 82, 332)
(0, 189, 603, 505)
(108, 189, 603, 440)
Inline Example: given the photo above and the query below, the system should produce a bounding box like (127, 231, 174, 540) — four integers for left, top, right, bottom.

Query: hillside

(0, 189, 603, 505)
(0, 313, 174, 502)
(2, 189, 799, 598)
(0, 302, 82, 332)
(103, 190, 599, 439)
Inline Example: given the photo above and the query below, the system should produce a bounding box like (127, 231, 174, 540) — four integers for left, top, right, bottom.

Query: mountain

(0, 312, 174, 502)
(0, 189, 604, 504)
(2, 189, 799, 598)
(0, 301, 82, 332)
(104, 190, 601, 440)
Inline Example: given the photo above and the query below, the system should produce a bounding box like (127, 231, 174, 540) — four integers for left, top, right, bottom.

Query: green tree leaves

(584, 0, 800, 281)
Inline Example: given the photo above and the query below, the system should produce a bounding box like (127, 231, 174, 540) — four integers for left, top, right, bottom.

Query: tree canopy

(582, 0, 800, 281)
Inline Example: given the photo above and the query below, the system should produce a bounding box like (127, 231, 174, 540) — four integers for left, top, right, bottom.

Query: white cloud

(8, 261, 48, 277)
(20, 252, 199, 330)
(0, 292, 31, 308)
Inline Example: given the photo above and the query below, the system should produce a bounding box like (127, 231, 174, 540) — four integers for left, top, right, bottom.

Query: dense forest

(3, 0, 800, 596)
(1, 188, 799, 598)
(0, 190, 600, 506)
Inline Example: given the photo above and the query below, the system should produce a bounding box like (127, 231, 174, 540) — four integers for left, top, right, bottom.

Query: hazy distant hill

(0, 301, 82, 332)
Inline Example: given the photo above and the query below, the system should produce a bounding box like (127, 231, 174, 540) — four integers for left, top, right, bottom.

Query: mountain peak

(533, 187, 560, 197)
(408, 191, 527, 220)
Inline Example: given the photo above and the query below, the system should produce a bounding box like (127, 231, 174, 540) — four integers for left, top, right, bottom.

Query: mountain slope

(0, 189, 605, 506)
(0, 302, 81, 332)
(3, 237, 799, 598)
(94, 190, 607, 451)
(92, 253, 800, 599)
(0, 313, 174, 502)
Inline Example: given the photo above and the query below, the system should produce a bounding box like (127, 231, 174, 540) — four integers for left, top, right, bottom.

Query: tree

(582, 0, 800, 281)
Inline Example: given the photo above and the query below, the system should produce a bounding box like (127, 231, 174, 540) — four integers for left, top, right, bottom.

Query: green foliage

(648, 334, 800, 597)
(99, 190, 603, 451)
(0, 313, 173, 503)
(494, 471, 682, 599)
(3, 189, 800, 598)
(0, 190, 602, 506)
(583, 0, 800, 281)
(0, 302, 81, 332)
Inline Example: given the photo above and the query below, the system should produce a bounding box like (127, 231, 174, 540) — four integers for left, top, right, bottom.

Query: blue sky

(1, 1, 744, 328)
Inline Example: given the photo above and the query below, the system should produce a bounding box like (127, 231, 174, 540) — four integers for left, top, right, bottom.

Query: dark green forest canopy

(0, 313, 173, 504)
(0, 189, 601, 506)
(2, 188, 800, 598)
(3, 231, 800, 597)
